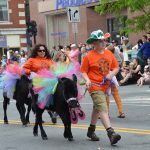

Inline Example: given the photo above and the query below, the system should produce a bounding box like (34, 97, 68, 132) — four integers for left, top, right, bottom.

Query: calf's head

(59, 74, 79, 108)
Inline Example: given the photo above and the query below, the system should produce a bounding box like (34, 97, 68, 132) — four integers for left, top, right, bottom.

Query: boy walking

(80, 30, 121, 145)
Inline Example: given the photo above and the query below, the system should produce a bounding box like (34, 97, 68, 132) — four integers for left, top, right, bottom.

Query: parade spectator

(80, 44, 88, 62)
(81, 29, 121, 145)
(147, 57, 150, 69)
(121, 37, 132, 61)
(131, 39, 143, 60)
(142, 35, 148, 43)
(111, 40, 123, 66)
(63, 45, 71, 64)
(65, 45, 71, 52)
(55, 50, 67, 63)
(8, 50, 19, 64)
(106, 45, 125, 118)
(0, 55, 7, 74)
(147, 31, 150, 40)
(120, 58, 141, 85)
(57, 45, 63, 51)
(20, 51, 27, 66)
(51, 46, 59, 61)
(132, 39, 143, 51)
(104, 39, 110, 47)
(140, 35, 150, 62)
(121, 61, 130, 79)
(137, 65, 150, 86)
(110, 40, 123, 81)
(1, 55, 7, 66)
(68, 44, 80, 64)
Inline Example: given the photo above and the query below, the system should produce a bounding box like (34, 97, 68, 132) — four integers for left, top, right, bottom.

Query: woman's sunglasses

(38, 50, 45, 52)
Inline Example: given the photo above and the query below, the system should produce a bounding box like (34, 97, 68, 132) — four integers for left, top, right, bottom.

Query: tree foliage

(95, 0, 150, 34)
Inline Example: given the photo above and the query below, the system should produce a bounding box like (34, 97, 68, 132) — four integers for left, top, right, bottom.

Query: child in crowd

(137, 65, 150, 86)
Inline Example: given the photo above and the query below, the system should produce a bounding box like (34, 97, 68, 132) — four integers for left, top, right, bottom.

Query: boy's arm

(106, 53, 119, 80)
(81, 72, 91, 89)
(80, 56, 91, 88)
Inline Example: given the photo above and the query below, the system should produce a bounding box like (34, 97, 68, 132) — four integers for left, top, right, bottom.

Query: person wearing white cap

(62, 43, 80, 76)
(80, 29, 121, 145)
(69, 43, 80, 64)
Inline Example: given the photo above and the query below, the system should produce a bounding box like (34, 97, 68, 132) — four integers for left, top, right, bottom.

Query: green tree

(95, 0, 150, 34)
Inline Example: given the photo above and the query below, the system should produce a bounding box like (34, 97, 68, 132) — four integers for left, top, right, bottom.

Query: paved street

(0, 84, 150, 150)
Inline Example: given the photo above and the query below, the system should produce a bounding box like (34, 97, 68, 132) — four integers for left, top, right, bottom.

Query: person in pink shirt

(69, 44, 80, 64)
(62, 44, 80, 77)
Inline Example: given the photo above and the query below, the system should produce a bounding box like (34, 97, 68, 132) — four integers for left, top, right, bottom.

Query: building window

(107, 16, 127, 41)
(0, 0, 9, 22)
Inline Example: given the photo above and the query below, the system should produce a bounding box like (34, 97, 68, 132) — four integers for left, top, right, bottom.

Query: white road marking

(80, 97, 150, 107)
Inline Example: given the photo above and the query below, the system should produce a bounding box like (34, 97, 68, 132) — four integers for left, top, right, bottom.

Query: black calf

(3, 75, 32, 126)
(33, 75, 78, 141)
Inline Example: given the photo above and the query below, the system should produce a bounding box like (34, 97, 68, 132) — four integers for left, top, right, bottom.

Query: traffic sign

(67, 7, 80, 22)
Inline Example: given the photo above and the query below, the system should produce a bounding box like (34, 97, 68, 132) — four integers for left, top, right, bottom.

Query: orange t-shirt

(23, 57, 54, 75)
(80, 49, 118, 93)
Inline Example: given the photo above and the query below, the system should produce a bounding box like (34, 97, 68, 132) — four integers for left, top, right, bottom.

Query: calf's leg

(59, 111, 73, 141)
(25, 99, 32, 124)
(34, 107, 48, 140)
(3, 96, 10, 124)
(18, 101, 27, 126)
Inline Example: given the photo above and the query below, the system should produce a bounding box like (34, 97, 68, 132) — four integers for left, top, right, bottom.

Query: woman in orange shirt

(23, 44, 57, 123)
(23, 44, 53, 75)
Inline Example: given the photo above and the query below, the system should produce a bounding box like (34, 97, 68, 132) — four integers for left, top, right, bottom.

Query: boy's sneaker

(107, 128, 121, 145)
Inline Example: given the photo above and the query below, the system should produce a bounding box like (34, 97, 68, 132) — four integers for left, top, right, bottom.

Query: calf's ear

(72, 74, 77, 83)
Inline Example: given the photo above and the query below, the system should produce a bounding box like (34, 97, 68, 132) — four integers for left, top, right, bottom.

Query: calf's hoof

(22, 122, 28, 127)
(64, 132, 68, 139)
(26, 120, 30, 124)
(4, 120, 8, 124)
(42, 136, 48, 140)
(33, 132, 38, 136)
(68, 138, 74, 141)
(22, 124, 28, 127)
(51, 117, 57, 124)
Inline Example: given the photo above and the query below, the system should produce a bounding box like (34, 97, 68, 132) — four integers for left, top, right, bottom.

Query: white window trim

(0, 0, 10, 23)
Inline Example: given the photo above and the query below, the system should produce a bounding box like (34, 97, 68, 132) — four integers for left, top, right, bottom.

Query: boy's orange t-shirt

(80, 49, 118, 93)
(23, 57, 54, 75)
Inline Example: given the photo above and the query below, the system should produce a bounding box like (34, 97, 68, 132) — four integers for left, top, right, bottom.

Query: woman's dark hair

(125, 61, 130, 66)
(143, 35, 148, 40)
(112, 40, 119, 45)
(30, 44, 51, 59)
(66, 45, 71, 51)
(21, 51, 26, 57)
(58, 45, 63, 51)
(137, 39, 143, 45)
(147, 57, 150, 60)
(133, 58, 140, 65)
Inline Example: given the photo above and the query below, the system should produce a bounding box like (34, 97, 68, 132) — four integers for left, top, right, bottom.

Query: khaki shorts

(90, 90, 108, 112)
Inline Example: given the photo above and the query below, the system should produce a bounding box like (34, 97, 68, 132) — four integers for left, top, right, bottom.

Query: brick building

(29, 0, 145, 50)
(0, 0, 27, 56)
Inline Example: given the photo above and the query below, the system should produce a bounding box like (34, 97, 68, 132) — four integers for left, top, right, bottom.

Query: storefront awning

(38, 0, 99, 13)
